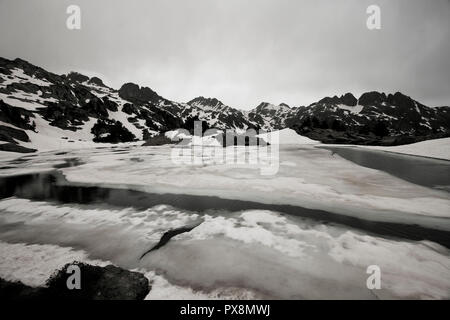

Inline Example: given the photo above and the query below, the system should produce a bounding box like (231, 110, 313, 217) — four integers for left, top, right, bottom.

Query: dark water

(0, 170, 449, 248)
(320, 146, 450, 191)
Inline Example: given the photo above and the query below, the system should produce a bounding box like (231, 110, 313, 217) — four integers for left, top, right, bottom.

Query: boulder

(0, 262, 150, 300)
(45, 262, 150, 300)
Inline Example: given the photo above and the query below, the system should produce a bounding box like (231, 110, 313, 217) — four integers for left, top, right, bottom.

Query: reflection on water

(320, 146, 450, 191)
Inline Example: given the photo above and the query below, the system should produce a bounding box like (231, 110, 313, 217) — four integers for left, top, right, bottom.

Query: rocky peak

(386, 92, 417, 109)
(188, 96, 225, 109)
(87, 76, 105, 87)
(65, 71, 89, 84)
(341, 93, 357, 106)
(357, 91, 419, 110)
(255, 102, 277, 111)
(358, 91, 387, 106)
(0, 57, 60, 84)
(118, 82, 161, 105)
(317, 93, 357, 106)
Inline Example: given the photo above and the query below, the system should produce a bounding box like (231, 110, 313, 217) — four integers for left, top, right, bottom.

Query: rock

(45, 262, 150, 300)
(341, 93, 357, 106)
(0, 125, 31, 143)
(41, 101, 89, 130)
(82, 97, 110, 118)
(88, 76, 105, 87)
(65, 72, 89, 84)
(318, 96, 341, 105)
(91, 119, 136, 143)
(0, 143, 37, 153)
(0, 278, 44, 300)
(358, 91, 387, 106)
(118, 82, 161, 105)
(122, 102, 139, 115)
(0, 100, 35, 130)
(0, 262, 150, 300)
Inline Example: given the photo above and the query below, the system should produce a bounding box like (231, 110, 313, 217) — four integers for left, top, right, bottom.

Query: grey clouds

(0, 0, 449, 109)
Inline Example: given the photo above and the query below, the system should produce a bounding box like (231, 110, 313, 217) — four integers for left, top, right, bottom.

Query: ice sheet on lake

(41, 145, 450, 227)
(0, 198, 448, 299)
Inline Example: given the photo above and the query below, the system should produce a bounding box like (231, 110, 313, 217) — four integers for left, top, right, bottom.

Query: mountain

(0, 57, 449, 152)
(286, 92, 450, 145)
(247, 102, 296, 131)
(0, 57, 190, 152)
(185, 96, 254, 130)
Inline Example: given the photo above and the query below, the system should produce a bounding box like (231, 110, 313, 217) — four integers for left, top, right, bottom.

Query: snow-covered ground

(257, 128, 318, 145)
(0, 240, 257, 300)
(0, 199, 448, 299)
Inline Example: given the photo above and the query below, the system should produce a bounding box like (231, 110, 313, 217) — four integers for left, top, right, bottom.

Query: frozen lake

(320, 146, 450, 191)
(0, 144, 449, 299)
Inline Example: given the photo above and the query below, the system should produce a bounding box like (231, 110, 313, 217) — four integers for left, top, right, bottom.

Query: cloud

(0, 0, 448, 109)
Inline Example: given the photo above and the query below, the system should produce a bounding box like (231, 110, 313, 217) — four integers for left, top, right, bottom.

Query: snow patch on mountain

(258, 128, 319, 145)
(336, 104, 364, 114)
(0, 67, 52, 87)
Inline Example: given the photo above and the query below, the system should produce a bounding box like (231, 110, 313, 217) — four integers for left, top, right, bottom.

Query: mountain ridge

(0, 57, 449, 153)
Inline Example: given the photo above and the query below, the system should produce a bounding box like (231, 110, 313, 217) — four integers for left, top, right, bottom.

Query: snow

(0, 89, 58, 111)
(144, 271, 259, 300)
(337, 104, 364, 114)
(0, 68, 52, 87)
(107, 109, 144, 140)
(0, 241, 107, 287)
(361, 138, 450, 161)
(165, 129, 191, 141)
(0, 240, 258, 299)
(0, 197, 448, 299)
(189, 134, 222, 147)
(165, 129, 225, 146)
(257, 128, 319, 145)
(21, 114, 99, 151)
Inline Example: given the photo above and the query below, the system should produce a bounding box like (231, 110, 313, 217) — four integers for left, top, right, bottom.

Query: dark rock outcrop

(0, 262, 150, 300)
(142, 134, 175, 146)
(0, 101, 36, 131)
(91, 119, 136, 143)
(318, 93, 357, 106)
(88, 76, 105, 87)
(358, 91, 387, 106)
(0, 142, 37, 153)
(341, 93, 357, 106)
(45, 262, 150, 300)
(119, 83, 161, 105)
(0, 278, 43, 300)
(0, 125, 31, 143)
(65, 72, 89, 84)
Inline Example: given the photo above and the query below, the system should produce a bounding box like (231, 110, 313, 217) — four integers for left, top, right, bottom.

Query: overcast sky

(0, 0, 449, 109)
